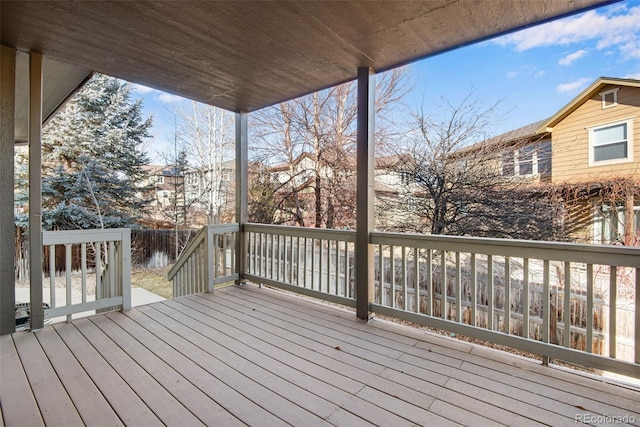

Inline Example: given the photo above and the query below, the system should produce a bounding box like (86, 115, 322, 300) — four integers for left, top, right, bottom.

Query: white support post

(0, 45, 17, 335)
(356, 67, 375, 320)
(29, 52, 44, 331)
(235, 112, 248, 283)
(206, 225, 215, 292)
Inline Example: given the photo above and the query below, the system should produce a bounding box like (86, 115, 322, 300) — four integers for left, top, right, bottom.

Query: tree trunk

(624, 193, 634, 245)
(315, 175, 323, 228)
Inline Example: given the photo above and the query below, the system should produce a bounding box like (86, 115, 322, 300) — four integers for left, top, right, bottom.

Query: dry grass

(17, 266, 174, 300)
(131, 266, 173, 299)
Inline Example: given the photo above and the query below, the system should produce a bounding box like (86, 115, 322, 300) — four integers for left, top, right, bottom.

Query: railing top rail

(245, 223, 356, 242)
(42, 228, 131, 245)
(370, 231, 640, 267)
(207, 223, 240, 233)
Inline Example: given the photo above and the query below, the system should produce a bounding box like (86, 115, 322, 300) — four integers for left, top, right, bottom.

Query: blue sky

(133, 1, 640, 163)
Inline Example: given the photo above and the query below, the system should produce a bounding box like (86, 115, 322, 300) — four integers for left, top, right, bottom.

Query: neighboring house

(373, 154, 425, 231)
(266, 152, 422, 228)
(139, 165, 185, 228)
(139, 161, 236, 228)
(184, 160, 235, 225)
(537, 77, 640, 245)
(468, 77, 640, 244)
(267, 152, 342, 227)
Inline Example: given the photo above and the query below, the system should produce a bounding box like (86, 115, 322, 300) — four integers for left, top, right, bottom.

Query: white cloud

(624, 71, 640, 79)
(131, 83, 185, 104)
(156, 93, 183, 104)
(559, 49, 587, 66)
(493, 5, 640, 58)
(506, 65, 545, 79)
(618, 40, 640, 59)
(131, 83, 157, 94)
(556, 77, 591, 94)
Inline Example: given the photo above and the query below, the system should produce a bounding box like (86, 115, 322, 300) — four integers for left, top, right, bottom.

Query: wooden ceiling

(2, 1, 613, 113)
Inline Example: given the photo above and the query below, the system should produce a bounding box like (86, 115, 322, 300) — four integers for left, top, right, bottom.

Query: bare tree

(176, 102, 235, 224)
(380, 94, 566, 240)
(251, 68, 409, 228)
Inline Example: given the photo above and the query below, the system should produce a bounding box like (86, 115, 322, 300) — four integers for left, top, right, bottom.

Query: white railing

(370, 231, 640, 378)
(41, 228, 131, 322)
(168, 224, 239, 297)
(244, 224, 356, 308)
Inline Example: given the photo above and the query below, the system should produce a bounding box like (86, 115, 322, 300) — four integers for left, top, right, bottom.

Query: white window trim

(587, 118, 634, 167)
(501, 140, 551, 177)
(599, 87, 619, 110)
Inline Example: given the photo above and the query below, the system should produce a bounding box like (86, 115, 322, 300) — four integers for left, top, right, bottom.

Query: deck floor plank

(53, 322, 165, 426)
(88, 315, 244, 426)
(211, 288, 550, 426)
(11, 331, 84, 426)
(71, 318, 205, 426)
(229, 285, 640, 423)
(466, 345, 640, 410)
(131, 305, 325, 427)
(108, 309, 285, 427)
(148, 302, 342, 423)
(213, 289, 457, 384)
(178, 295, 522, 425)
(32, 327, 122, 426)
(181, 294, 452, 412)
(220, 287, 465, 369)
(170, 296, 457, 426)
(2, 283, 638, 427)
(145, 301, 426, 427)
(0, 335, 44, 427)
(174, 296, 365, 394)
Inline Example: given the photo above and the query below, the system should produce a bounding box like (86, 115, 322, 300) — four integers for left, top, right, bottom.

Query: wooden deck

(1, 284, 639, 427)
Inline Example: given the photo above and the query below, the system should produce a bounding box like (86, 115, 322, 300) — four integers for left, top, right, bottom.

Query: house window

(599, 88, 619, 109)
(518, 145, 534, 175)
(156, 175, 164, 184)
(501, 142, 551, 177)
(537, 140, 551, 175)
(501, 151, 514, 176)
(588, 119, 633, 166)
(186, 173, 198, 185)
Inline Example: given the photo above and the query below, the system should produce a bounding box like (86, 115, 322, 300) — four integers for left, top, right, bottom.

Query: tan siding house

(546, 81, 640, 184)
(535, 77, 640, 244)
(458, 78, 640, 244)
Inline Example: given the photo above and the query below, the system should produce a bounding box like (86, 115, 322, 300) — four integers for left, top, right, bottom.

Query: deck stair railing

(41, 228, 131, 322)
(168, 224, 239, 297)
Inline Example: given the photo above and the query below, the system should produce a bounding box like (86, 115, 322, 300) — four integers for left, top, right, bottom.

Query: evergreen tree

(34, 74, 153, 230)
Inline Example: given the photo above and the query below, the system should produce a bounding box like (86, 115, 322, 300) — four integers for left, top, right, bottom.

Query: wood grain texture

(2, 1, 607, 112)
(0, 46, 16, 335)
